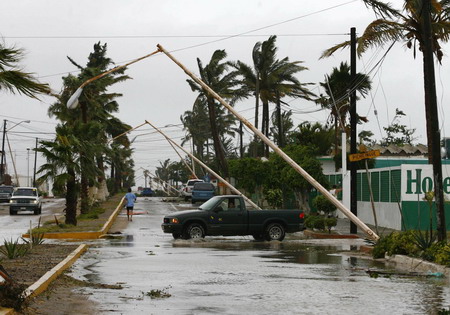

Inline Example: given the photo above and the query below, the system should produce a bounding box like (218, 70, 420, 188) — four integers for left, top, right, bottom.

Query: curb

(0, 244, 88, 315)
(22, 197, 125, 240)
(304, 229, 360, 239)
(387, 254, 450, 279)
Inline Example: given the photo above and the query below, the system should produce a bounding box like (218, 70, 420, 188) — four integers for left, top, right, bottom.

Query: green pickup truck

(162, 195, 305, 241)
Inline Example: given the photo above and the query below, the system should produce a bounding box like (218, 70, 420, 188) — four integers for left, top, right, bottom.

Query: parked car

(181, 179, 204, 200)
(191, 182, 215, 204)
(0, 185, 14, 203)
(9, 187, 42, 215)
(162, 195, 305, 241)
(141, 187, 154, 197)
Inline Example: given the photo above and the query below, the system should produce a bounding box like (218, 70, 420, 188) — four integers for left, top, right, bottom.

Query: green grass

(29, 194, 124, 234)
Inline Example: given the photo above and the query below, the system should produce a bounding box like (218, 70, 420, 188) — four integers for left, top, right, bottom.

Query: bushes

(372, 231, 450, 266)
(372, 231, 419, 259)
(305, 215, 337, 233)
(305, 195, 338, 233)
(312, 195, 335, 216)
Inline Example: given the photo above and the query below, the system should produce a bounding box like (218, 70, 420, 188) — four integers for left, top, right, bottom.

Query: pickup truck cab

(181, 179, 204, 201)
(9, 187, 42, 215)
(0, 185, 14, 203)
(162, 195, 305, 241)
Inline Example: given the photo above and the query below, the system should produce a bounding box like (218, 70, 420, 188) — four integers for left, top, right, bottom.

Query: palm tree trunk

(421, 2, 446, 241)
(96, 155, 108, 201)
(334, 117, 339, 171)
(276, 92, 283, 147)
(255, 78, 260, 130)
(80, 172, 89, 214)
(65, 168, 78, 226)
(207, 97, 229, 177)
(262, 100, 270, 157)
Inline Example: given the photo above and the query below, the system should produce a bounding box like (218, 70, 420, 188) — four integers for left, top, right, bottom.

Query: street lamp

(0, 119, 31, 183)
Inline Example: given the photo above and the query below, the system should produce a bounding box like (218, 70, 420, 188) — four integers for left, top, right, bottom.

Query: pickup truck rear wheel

(184, 223, 205, 239)
(265, 223, 285, 241)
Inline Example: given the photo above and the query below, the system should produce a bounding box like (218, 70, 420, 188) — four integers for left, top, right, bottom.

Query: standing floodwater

(70, 198, 450, 314)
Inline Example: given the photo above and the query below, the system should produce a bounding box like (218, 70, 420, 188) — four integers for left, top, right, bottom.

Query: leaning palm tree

(187, 50, 245, 178)
(322, 0, 450, 240)
(49, 42, 131, 210)
(321, 0, 450, 159)
(235, 36, 314, 155)
(0, 43, 50, 98)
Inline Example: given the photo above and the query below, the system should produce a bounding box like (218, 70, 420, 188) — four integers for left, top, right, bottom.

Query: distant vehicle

(162, 195, 305, 241)
(181, 179, 204, 201)
(0, 185, 14, 203)
(9, 187, 42, 215)
(141, 187, 154, 197)
(191, 182, 215, 204)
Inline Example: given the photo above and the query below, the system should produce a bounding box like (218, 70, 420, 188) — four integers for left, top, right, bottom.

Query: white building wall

(357, 202, 402, 230)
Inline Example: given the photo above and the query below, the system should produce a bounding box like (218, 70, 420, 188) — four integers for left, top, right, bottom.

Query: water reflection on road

(70, 198, 450, 315)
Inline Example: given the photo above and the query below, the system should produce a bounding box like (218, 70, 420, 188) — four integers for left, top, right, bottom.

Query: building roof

(369, 144, 428, 156)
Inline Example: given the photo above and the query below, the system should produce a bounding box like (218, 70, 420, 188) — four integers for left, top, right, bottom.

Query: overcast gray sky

(1, 0, 449, 187)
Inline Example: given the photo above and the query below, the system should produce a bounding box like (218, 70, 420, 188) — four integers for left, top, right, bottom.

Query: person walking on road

(124, 188, 137, 221)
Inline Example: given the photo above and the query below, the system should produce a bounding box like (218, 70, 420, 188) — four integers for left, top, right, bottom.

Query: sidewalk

(335, 217, 397, 238)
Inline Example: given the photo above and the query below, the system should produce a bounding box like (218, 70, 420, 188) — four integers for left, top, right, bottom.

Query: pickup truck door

(209, 198, 246, 236)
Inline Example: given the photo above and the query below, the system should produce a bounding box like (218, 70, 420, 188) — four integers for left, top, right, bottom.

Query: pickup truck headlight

(170, 218, 179, 224)
(9, 200, 13, 204)
(32, 200, 38, 204)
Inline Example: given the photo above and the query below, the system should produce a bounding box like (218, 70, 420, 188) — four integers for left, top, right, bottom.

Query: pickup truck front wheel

(252, 233, 265, 241)
(265, 223, 285, 241)
(184, 223, 205, 239)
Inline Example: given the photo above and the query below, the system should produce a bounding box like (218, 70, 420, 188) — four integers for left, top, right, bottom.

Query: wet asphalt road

(0, 198, 65, 240)
(67, 197, 450, 315)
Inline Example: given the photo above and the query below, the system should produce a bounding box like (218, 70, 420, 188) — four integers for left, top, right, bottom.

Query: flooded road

(0, 198, 65, 240)
(70, 198, 450, 314)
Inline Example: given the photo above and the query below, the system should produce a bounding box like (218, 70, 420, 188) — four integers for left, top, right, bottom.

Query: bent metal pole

(157, 44, 379, 241)
(145, 120, 262, 210)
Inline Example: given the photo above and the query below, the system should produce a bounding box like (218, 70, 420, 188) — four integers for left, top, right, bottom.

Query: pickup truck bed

(162, 195, 305, 241)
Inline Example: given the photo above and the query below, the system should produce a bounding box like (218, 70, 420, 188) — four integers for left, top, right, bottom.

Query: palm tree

(235, 36, 315, 156)
(270, 109, 294, 147)
(187, 50, 244, 178)
(0, 43, 50, 98)
(49, 42, 131, 209)
(322, 0, 450, 240)
(321, 0, 450, 160)
(37, 124, 88, 225)
(180, 98, 210, 159)
(316, 62, 372, 169)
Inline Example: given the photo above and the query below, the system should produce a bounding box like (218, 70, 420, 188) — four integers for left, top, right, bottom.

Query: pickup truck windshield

(14, 189, 37, 196)
(0, 187, 13, 193)
(198, 197, 220, 211)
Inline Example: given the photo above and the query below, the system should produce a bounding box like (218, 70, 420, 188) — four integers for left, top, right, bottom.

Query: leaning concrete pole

(145, 120, 262, 210)
(157, 44, 379, 241)
(150, 172, 181, 196)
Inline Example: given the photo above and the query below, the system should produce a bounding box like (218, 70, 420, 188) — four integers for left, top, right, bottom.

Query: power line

(4, 33, 351, 40)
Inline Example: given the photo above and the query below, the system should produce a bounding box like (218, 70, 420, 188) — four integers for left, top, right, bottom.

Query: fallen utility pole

(149, 172, 181, 196)
(145, 120, 261, 210)
(157, 44, 379, 241)
(166, 138, 198, 179)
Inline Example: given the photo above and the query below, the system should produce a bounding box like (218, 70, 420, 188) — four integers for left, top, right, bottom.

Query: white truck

(9, 187, 42, 215)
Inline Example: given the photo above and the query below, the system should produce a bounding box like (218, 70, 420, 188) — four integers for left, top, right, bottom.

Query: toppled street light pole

(157, 44, 379, 241)
(145, 120, 261, 210)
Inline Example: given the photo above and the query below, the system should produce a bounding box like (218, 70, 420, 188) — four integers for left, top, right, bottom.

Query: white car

(9, 187, 42, 215)
(181, 179, 204, 200)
